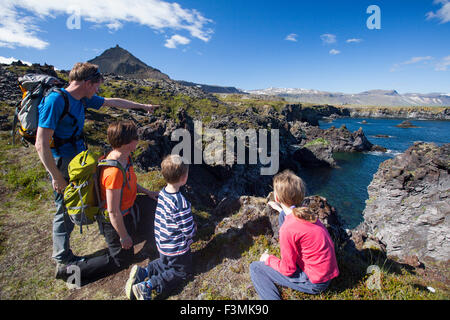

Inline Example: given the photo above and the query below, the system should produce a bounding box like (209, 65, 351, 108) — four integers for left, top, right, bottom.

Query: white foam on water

(365, 149, 402, 157)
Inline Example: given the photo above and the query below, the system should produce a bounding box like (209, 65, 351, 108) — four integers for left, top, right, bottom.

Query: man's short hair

(69, 62, 104, 83)
(161, 154, 189, 184)
(107, 120, 138, 149)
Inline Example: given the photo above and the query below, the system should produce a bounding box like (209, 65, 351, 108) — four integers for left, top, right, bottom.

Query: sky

(0, 0, 449, 94)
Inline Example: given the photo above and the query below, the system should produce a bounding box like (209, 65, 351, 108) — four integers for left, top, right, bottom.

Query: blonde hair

(273, 170, 317, 223)
(69, 62, 104, 83)
(161, 154, 189, 184)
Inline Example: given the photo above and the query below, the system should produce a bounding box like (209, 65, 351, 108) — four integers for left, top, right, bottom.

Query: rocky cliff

(134, 104, 384, 209)
(352, 142, 449, 270)
(345, 106, 450, 120)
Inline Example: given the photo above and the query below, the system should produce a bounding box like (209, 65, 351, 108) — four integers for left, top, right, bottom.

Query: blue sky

(0, 0, 449, 94)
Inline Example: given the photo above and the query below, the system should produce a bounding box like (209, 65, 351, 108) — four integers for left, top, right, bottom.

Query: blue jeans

(52, 156, 76, 264)
(144, 250, 193, 298)
(249, 209, 329, 299)
(250, 261, 330, 299)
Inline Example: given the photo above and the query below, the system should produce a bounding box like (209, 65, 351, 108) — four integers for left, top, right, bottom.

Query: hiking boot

(54, 254, 86, 279)
(69, 255, 85, 263)
(132, 282, 152, 300)
(125, 265, 148, 300)
(54, 263, 68, 280)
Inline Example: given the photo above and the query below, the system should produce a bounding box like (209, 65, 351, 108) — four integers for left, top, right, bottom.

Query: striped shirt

(154, 187, 196, 256)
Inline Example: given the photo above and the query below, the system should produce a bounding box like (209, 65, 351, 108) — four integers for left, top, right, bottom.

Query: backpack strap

(97, 157, 132, 216)
(49, 88, 87, 152)
(11, 99, 22, 145)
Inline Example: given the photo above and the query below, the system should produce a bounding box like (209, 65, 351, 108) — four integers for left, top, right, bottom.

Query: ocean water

(297, 118, 450, 229)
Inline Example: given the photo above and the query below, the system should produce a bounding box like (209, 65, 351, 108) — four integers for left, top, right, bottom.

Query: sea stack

(353, 142, 449, 270)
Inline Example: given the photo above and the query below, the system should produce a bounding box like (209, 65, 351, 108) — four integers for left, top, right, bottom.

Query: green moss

(136, 169, 166, 192)
(217, 94, 287, 113)
(304, 138, 330, 148)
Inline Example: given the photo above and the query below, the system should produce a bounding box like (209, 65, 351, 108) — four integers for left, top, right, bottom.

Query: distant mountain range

(177, 80, 243, 94)
(246, 88, 450, 106)
(86, 46, 449, 105)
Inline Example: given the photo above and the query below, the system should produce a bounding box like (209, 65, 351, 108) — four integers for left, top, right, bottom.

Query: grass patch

(136, 169, 166, 192)
(304, 137, 330, 148)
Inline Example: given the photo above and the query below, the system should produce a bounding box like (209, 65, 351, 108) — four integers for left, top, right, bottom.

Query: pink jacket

(266, 214, 339, 284)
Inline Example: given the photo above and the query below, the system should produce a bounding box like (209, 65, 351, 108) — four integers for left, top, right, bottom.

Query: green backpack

(63, 150, 131, 233)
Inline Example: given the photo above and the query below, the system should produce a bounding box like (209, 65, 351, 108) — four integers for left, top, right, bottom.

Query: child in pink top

(250, 170, 339, 299)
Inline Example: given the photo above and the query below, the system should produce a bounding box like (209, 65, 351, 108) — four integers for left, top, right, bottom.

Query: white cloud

(0, 56, 32, 65)
(346, 38, 362, 43)
(285, 33, 298, 42)
(329, 49, 340, 55)
(390, 56, 434, 72)
(106, 21, 123, 32)
(0, 4, 49, 49)
(320, 33, 336, 44)
(435, 55, 450, 71)
(0, 0, 214, 50)
(426, 0, 450, 23)
(403, 56, 434, 65)
(164, 34, 190, 49)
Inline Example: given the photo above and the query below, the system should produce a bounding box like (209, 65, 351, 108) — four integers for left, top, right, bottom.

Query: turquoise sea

(297, 118, 450, 229)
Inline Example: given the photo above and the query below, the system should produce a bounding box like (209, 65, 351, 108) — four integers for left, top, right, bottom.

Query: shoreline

(336, 106, 450, 121)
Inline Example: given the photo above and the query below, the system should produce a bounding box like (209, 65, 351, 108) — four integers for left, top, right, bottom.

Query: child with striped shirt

(125, 154, 196, 300)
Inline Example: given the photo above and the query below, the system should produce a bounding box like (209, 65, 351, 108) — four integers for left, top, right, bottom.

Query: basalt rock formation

(133, 105, 384, 210)
(346, 107, 450, 121)
(212, 193, 349, 253)
(351, 142, 450, 270)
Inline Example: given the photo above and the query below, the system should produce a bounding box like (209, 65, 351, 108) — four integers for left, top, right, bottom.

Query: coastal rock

(354, 142, 450, 269)
(292, 122, 386, 153)
(133, 104, 384, 209)
(215, 194, 348, 249)
(395, 120, 418, 128)
(281, 104, 349, 126)
(292, 142, 336, 167)
(347, 107, 450, 121)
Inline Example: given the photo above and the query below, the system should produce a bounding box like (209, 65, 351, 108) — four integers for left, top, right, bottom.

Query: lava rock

(353, 142, 450, 269)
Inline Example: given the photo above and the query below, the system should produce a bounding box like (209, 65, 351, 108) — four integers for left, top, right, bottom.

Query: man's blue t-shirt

(38, 88, 104, 159)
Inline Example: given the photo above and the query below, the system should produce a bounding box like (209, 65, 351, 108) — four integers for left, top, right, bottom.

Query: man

(35, 62, 158, 271)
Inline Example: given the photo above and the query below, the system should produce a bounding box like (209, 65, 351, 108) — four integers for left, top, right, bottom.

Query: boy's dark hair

(161, 154, 189, 184)
(107, 120, 138, 149)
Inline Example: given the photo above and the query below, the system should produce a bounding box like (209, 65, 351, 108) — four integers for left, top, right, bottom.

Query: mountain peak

(88, 46, 170, 80)
(360, 89, 399, 96)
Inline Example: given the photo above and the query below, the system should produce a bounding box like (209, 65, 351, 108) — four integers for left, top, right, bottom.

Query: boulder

(291, 122, 386, 153)
(292, 142, 336, 167)
(395, 120, 418, 128)
(265, 193, 348, 247)
(353, 142, 450, 269)
(200, 194, 348, 255)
